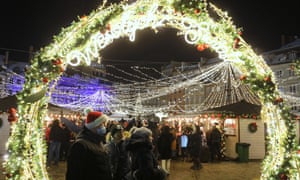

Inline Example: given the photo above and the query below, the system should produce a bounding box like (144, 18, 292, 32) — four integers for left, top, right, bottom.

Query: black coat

(188, 132, 202, 157)
(157, 132, 173, 159)
(126, 134, 166, 180)
(66, 126, 112, 180)
(49, 122, 64, 142)
(105, 139, 131, 180)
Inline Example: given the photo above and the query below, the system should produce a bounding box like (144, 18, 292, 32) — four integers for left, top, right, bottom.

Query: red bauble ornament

(240, 75, 247, 81)
(81, 15, 88, 21)
(276, 97, 283, 103)
(42, 77, 48, 83)
(197, 45, 204, 51)
(264, 75, 271, 82)
(194, 8, 200, 14)
(106, 24, 111, 31)
(197, 44, 208, 51)
(274, 97, 283, 105)
(56, 58, 62, 65)
(279, 174, 288, 180)
(7, 107, 17, 122)
(233, 38, 240, 49)
(52, 58, 62, 65)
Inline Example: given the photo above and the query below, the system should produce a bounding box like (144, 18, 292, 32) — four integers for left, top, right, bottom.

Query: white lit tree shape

(4, 0, 300, 179)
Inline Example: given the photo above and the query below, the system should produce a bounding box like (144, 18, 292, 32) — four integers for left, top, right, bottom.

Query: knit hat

(85, 111, 108, 129)
(131, 127, 152, 140)
(126, 127, 153, 150)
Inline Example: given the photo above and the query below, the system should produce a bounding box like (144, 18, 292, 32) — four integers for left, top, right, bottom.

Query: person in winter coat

(188, 125, 203, 170)
(59, 123, 71, 161)
(105, 124, 131, 180)
(208, 123, 222, 162)
(66, 111, 112, 180)
(47, 119, 64, 167)
(157, 125, 173, 174)
(126, 127, 167, 180)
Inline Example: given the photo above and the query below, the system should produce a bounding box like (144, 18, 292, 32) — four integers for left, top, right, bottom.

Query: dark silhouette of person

(208, 123, 222, 162)
(188, 125, 203, 170)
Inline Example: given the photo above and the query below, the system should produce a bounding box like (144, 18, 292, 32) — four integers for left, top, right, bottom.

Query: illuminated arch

(5, 0, 300, 179)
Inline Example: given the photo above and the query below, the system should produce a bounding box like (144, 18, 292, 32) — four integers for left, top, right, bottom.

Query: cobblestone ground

(1, 157, 261, 180)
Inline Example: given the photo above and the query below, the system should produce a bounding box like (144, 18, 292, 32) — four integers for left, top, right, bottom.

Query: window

(291, 105, 297, 111)
(288, 69, 295, 77)
(224, 118, 236, 136)
(276, 70, 283, 78)
(289, 85, 296, 94)
(279, 55, 287, 62)
(9, 77, 13, 84)
(288, 52, 296, 60)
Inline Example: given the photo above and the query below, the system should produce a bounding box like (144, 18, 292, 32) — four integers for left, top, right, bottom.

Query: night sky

(0, 0, 299, 63)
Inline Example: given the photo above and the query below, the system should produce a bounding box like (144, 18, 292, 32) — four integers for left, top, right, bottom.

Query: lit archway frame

(5, 0, 300, 179)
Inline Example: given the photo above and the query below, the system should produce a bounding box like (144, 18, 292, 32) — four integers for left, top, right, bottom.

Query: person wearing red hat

(66, 111, 112, 180)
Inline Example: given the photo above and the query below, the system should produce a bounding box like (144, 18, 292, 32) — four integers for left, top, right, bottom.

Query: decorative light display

(49, 74, 111, 112)
(0, 66, 25, 98)
(3, 61, 264, 116)
(4, 0, 300, 179)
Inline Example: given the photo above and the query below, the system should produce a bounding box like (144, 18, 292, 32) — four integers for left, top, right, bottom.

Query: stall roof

(208, 100, 261, 115)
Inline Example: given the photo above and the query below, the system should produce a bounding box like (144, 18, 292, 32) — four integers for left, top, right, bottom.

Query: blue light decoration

(5, 78, 24, 95)
(4, 71, 113, 112)
(49, 74, 113, 112)
(0, 65, 25, 97)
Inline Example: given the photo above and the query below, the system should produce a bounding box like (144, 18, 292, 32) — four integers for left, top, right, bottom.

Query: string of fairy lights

(3, 58, 295, 115)
(52, 61, 236, 114)
(1, 55, 300, 114)
(2, 55, 271, 117)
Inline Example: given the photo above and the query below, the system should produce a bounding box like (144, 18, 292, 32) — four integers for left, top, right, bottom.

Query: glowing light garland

(4, 0, 300, 179)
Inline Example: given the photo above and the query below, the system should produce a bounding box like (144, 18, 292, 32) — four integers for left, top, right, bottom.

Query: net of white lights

(4, 61, 296, 115)
(50, 61, 253, 115)
(4, 0, 300, 179)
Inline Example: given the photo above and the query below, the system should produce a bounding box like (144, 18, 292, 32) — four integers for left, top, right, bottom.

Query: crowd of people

(44, 111, 223, 180)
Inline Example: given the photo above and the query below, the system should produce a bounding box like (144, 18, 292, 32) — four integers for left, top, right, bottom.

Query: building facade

(262, 37, 300, 143)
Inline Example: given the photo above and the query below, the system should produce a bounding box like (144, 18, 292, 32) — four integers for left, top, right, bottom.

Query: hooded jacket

(66, 126, 112, 180)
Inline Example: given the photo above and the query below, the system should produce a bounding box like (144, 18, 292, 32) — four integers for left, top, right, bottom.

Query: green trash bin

(236, 143, 250, 162)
